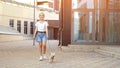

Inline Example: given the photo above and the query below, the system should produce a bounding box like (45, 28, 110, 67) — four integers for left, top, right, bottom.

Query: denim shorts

(35, 32, 47, 42)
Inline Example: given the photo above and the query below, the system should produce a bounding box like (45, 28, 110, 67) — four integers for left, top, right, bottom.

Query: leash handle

(33, 39, 35, 46)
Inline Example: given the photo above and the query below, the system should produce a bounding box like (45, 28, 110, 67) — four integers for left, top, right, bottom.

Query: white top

(35, 21, 48, 32)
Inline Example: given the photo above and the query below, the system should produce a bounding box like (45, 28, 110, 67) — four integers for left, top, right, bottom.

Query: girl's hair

(39, 12, 45, 17)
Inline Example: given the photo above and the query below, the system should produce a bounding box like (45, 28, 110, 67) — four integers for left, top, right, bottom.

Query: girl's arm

(46, 25, 48, 38)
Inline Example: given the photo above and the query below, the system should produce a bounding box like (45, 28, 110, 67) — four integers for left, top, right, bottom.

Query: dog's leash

(47, 39, 55, 53)
(47, 39, 56, 63)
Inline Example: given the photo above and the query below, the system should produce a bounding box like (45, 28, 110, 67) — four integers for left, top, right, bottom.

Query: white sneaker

(43, 54, 47, 59)
(39, 56, 43, 61)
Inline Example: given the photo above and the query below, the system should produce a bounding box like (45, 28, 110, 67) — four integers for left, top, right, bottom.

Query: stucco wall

(0, 34, 24, 42)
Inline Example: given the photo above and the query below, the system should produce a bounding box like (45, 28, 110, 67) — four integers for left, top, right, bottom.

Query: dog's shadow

(48, 60, 63, 64)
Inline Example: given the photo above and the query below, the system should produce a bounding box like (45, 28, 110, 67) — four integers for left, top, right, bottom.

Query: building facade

(0, 0, 59, 42)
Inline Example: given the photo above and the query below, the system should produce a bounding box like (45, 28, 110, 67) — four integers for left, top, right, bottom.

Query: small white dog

(49, 52, 55, 63)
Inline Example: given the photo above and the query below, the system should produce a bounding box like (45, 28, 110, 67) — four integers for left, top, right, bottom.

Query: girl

(33, 12, 48, 61)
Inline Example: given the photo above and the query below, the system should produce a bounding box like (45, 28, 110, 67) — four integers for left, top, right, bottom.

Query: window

(72, 0, 120, 43)
(9, 19, 14, 27)
(24, 21, 28, 34)
(30, 22, 34, 34)
(17, 20, 21, 33)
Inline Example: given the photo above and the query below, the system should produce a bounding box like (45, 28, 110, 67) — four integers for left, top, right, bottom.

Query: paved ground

(0, 40, 120, 68)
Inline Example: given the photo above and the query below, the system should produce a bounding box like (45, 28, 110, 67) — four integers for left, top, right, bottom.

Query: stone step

(0, 25, 19, 34)
(61, 45, 120, 59)
(94, 49, 120, 59)
(22, 35, 33, 40)
(99, 45, 120, 53)
(61, 45, 99, 52)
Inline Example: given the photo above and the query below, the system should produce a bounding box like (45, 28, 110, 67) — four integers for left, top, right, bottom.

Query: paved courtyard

(0, 40, 120, 68)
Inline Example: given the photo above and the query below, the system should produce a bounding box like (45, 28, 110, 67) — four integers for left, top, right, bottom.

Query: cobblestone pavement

(0, 40, 120, 68)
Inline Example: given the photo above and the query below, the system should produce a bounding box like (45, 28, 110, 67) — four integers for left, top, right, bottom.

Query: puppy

(49, 52, 55, 63)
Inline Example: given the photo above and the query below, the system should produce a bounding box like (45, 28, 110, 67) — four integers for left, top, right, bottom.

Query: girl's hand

(46, 34, 48, 39)
(33, 35, 35, 40)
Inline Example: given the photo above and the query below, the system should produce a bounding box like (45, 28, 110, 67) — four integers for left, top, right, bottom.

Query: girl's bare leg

(42, 42, 47, 59)
(43, 42, 46, 54)
(39, 42, 43, 61)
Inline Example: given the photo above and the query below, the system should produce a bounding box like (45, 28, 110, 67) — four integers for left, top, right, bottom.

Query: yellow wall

(0, 2, 59, 35)
(0, 34, 24, 42)
(0, 3, 36, 25)
(0, 3, 3, 25)
(0, 2, 39, 35)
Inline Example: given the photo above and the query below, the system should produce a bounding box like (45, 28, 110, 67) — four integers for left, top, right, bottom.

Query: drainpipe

(33, 0, 36, 46)
(58, 0, 63, 46)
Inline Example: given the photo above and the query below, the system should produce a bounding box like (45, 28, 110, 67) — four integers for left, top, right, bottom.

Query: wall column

(60, 0, 72, 45)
